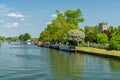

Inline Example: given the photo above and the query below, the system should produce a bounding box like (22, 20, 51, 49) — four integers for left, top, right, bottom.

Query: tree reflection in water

(110, 59, 120, 71)
(48, 49, 84, 79)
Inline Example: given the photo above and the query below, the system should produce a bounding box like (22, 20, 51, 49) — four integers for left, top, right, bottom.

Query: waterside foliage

(39, 9, 120, 51)
(39, 9, 85, 45)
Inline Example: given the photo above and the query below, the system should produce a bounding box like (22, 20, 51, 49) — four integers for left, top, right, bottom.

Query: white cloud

(46, 22, 52, 25)
(6, 22, 18, 28)
(20, 18, 25, 21)
(7, 13, 24, 18)
(51, 14, 57, 18)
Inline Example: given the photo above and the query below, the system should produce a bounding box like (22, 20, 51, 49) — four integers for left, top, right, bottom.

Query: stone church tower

(99, 22, 108, 32)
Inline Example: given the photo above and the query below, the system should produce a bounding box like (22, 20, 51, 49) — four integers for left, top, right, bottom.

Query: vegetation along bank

(38, 8, 120, 59)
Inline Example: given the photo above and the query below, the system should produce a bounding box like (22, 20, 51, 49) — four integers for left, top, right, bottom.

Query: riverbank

(76, 47, 120, 60)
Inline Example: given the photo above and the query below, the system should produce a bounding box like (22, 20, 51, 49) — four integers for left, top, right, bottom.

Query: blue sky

(0, 0, 120, 37)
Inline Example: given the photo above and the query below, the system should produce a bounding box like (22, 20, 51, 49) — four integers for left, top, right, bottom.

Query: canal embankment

(37, 41, 120, 60)
(76, 47, 120, 60)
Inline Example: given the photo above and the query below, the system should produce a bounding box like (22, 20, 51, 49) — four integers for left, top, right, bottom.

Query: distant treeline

(0, 33, 38, 43)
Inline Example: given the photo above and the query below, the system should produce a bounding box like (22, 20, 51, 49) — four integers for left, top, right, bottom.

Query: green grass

(76, 47, 120, 57)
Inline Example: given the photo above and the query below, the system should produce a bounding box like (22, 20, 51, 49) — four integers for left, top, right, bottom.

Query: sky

(0, 0, 120, 37)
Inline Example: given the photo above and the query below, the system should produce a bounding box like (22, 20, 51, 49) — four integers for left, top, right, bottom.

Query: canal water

(0, 42, 120, 80)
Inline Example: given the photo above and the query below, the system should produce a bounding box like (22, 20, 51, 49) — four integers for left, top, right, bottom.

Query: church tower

(99, 22, 108, 32)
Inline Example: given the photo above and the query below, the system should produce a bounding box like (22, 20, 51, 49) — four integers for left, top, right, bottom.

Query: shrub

(109, 36, 120, 50)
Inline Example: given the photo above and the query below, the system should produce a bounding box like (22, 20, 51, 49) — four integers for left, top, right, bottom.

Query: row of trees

(85, 25, 120, 50)
(0, 33, 32, 42)
(6, 37, 18, 41)
(39, 9, 85, 45)
(0, 36, 5, 41)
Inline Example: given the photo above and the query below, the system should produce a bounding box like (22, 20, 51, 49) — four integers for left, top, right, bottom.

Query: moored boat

(59, 45, 76, 52)
(25, 40, 33, 45)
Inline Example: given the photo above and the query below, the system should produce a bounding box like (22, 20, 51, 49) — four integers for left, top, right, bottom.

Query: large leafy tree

(97, 33, 108, 44)
(39, 30, 50, 42)
(109, 36, 120, 50)
(19, 33, 31, 41)
(109, 27, 120, 50)
(23, 33, 31, 41)
(19, 34, 24, 41)
(39, 13, 65, 42)
(85, 25, 99, 42)
(39, 9, 84, 43)
(65, 9, 84, 26)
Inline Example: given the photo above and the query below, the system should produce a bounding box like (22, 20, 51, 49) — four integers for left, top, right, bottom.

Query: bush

(109, 36, 120, 50)
(97, 33, 108, 44)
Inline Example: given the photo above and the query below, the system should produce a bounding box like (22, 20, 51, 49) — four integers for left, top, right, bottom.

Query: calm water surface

(0, 42, 120, 80)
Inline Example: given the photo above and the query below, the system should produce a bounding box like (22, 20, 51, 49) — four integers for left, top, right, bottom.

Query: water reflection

(48, 49, 120, 80)
(0, 42, 120, 80)
(110, 59, 120, 71)
(48, 49, 84, 79)
(0, 41, 1, 46)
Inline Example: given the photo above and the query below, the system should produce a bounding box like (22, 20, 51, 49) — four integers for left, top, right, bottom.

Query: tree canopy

(39, 9, 84, 43)
(0, 36, 5, 41)
(19, 33, 31, 41)
(84, 25, 99, 42)
(97, 33, 108, 44)
(65, 9, 84, 26)
(109, 27, 120, 50)
(64, 29, 85, 45)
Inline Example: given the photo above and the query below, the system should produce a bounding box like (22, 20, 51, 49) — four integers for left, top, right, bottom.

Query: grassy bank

(76, 47, 120, 57)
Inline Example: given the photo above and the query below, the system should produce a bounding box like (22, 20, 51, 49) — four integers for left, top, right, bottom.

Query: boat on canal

(37, 42, 76, 52)
(59, 45, 76, 52)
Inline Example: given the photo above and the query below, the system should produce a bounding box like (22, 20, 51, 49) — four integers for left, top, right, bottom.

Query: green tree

(18, 33, 31, 41)
(39, 9, 84, 43)
(6, 37, 18, 41)
(39, 30, 50, 42)
(97, 33, 108, 44)
(109, 26, 120, 50)
(22, 33, 31, 41)
(19, 33, 31, 41)
(108, 26, 114, 33)
(109, 36, 120, 50)
(0, 36, 5, 41)
(19, 35, 24, 41)
(65, 9, 84, 26)
(11, 37, 18, 41)
(85, 31, 95, 42)
(85, 25, 99, 42)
